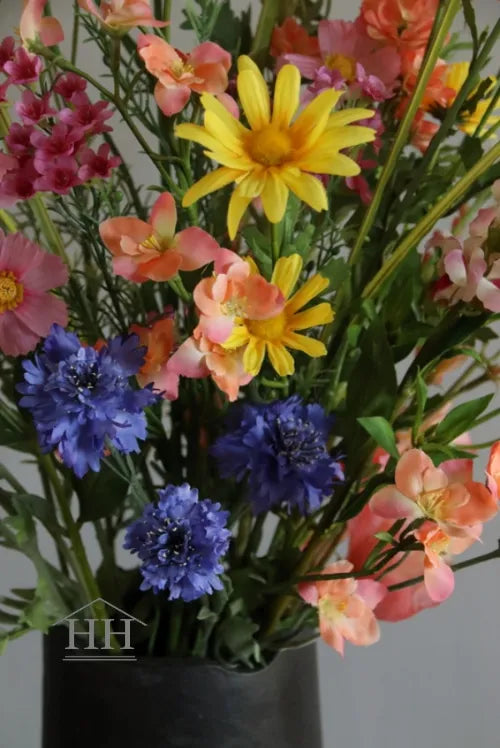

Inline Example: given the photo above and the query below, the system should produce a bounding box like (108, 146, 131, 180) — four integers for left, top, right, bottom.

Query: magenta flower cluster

(0, 36, 120, 206)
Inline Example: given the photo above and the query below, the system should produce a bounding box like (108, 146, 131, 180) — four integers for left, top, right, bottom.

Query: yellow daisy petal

(282, 332, 327, 357)
(222, 325, 250, 350)
(267, 343, 295, 376)
(175, 123, 220, 152)
(237, 69, 271, 131)
(227, 189, 253, 239)
(203, 111, 247, 156)
(200, 93, 249, 137)
(317, 125, 376, 150)
(271, 254, 303, 299)
(182, 167, 241, 207)
(286, 274, 329, 315)
(291, 89, 342, 150)
(289, 302, 334, 331)
(326, 109, 374, 128)
(272, 65, 300, 129)
(236, 170, 267, 198)
(243, 337, 266, 375)
(260, 172, 289, 223)
(279, 169, 328, 212)
(296, 151, 361, 177)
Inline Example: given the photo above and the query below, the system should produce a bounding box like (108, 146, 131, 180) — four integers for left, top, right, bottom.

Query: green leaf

(241, 225, 272, 279)
(461, 0, 478, 53)
(358, 417, 399, 460)
(77, 466, 129, 522)
(319, 256, 350, 293)
(459, 136, 484, 171)
(374, 531, 396, 544)
(433, 394, 494, 443)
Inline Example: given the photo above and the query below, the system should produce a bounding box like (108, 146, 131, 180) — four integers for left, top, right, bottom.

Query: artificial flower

(138, 34, 231, 117)
(99, 191, 229, 283)
(130, 314, 178, 400)
(369, 448, 497, 539)
(20, 0, 64, 47)
(193, 256, 285, 344)
(15, 90, 55, 126)
(299, 560, 386, 656)
(286, 19, 401, 102)
(221, 254, 333, 377)
(4, 47, 42, 85)
(77, 143, 121, 181)
(212, 396, 344, 514)
(360, 0, 439, 49)
(0, 231, 67, 356)
(124, 483, 231, 601)
(486, 442, 500, 501)
(78, 0, 167, 32)
(168, 328, 252, 402)
(271, 18, 320, 59)
(444, 63, 500, 136)
(176, 55, 375, 238)
(18, 325, 157, 477)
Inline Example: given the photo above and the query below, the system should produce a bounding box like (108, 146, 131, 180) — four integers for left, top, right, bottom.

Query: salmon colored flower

(130, 315, 178, 400)
(99, 191, 228, 283)
(400, 50, 454, 112)
(370, 448, 497, 539)
(361, 0, 439, 49)
(444, 63, 500, 136)
(270, 18, 320, 59)
(20, 0, 64, 47)
(221, 254, 333, 377)
(138, 34, 231, 117)
(299, 560, 386, 656)
(176, 55, 375, 239)
(77, 0, 167, 32)
(486, 442, 500, 501)
(0, 231, 68, 356)
(429, 354, 467, 385)
(194, 257, 284, 343)
(169, 328, 252, 402)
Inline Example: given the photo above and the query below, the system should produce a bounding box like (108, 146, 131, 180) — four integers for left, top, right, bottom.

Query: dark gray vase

(42, 627, 323, 748)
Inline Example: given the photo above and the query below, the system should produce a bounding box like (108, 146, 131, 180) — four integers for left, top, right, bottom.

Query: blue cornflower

(211, 396, 344, 515)
(17, 324, 157, 478)
(124, 484, 231, 601)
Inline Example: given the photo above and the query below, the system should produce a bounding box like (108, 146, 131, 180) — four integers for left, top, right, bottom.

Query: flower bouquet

(1, 0, 500, 744)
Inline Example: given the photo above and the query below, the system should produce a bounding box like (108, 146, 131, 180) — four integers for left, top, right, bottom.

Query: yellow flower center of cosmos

(247, 125, 293, 167)
(141, 234, 171, 253)
(416, 489, 447, 521)
(246, 311, 287, 341)
(0, 271, 23, 313)
(171, 60, 194, 79)
(324, 53, 356, 81)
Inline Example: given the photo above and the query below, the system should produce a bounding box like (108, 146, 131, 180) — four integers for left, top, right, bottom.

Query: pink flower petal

(168, 337, 208, 378)
(150, 192, 177, 240)
(20, 251, 68, 291)
(154, 81, 191, 117)
(175, 227, 223, 271)
(0, 309, 40, 356)
(443, 249, 467, 286)
(424, 556, 454, 603)
(356, 579, 387, 610)
(370, 485, 422, 519)
(15, 291, 67, 336)
(395, 448, 434, 499)
(197, 314, 235, 344)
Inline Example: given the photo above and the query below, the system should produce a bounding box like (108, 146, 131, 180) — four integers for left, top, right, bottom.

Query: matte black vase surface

(42, 627, 323, 748)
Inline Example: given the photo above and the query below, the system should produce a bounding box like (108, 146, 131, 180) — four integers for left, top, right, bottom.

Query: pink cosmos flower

(0, 231, 68, 356)
(130, 315, 178, 400)
(169, 328, 252, 402)
(59, 93, 113, 135)
(138, 34, 231, 117)
(53, 72, 87, 101)
(298, 560, 386, 656)
(34, 156, 81, 195)
(20, 0, 64, 48)
(486, 442, 500, 501)
(360, 0, 439, 50)
(4, 48, 42, 85)
(78, 0, 167, 32)
(15, 91, 56, 126)
(100, 191, 230, 283)
(78, 144, 121, 181)
(369, 448, 497, 539)
(194, 259, 285, 344)
(286, 19, 401, 102)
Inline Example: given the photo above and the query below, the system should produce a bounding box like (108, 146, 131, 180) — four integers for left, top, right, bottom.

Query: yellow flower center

(324, 53, 356, 81)
(141, 234, 170, 253)
(170, 60, 194, 79)
(0, 271, 23, 313)
(416, 489, 447, 521)
(319, 596, 348, 622)
(246, 311, 287, 341)
(247, 125, 292, 167)
(222, 297, 247, 317)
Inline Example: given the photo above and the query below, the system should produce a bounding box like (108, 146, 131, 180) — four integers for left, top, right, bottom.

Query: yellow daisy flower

(175, 55, 375, 239)
(221, 254, 333, 377)
(445, 62, 499, 136)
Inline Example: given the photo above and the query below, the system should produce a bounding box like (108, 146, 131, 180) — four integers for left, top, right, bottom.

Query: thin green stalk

(250, 0, 283, 59)
(71, 0, 80, 64)
(348, 0, 461, 267)
(111, 36, 121, 100)
(271, 222, 281, 264)
(362, 141, 500, 300)
(163, 0, 172, 38)
(29, 194, 68, 262)
(168, 276, 191, 303)
(0, 210, 16, 232)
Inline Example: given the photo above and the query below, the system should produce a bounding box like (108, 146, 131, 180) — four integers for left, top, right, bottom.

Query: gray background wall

(1, 1, 499, 746)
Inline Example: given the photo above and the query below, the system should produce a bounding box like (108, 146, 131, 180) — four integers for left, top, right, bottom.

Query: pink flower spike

(5, 124, 34, 157)
(59, 93, 113, 135)
(78, 144, 121, 181)
(0, 161, 39, 206)
(53, 72, 87, 101)
(0, 153, 17, 181)
(20, 0, 64, 47)
(31, 123, 84, 164)
(0, 231, 68, 357)
(16, 90, 56, 126)
(0, 37, 16, 73)
(4, 48, 42, 85)
(78, 0, 167, 31)
(34, 156, 81, 195)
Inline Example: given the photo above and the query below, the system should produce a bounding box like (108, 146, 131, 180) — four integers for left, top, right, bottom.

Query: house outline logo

(53, 597, 147, 662)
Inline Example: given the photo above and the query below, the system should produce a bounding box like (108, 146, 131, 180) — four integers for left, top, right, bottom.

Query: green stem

(472, 405, 500, 429)
(163, 0, 172, 39)
(0, 210, 16, 232)
(71, 0, 80, 65)
(250, 0, 283, 59)
(348, 0, 461, 266)
(271, 222, 281, 264)
(43, 456, 120, 651)
(29, 194, 68, 262)
(168, 276, 191, 303)
(111, 36, 121, 100)
(362, 141, 500, 300)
